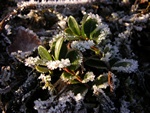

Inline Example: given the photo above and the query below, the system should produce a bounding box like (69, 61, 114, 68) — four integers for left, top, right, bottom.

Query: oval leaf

(38, 45, 52, 61)
(35, 65, 49, 73)
(68, 16, 80, 36)
(66, 50, 82, 70)
(112, 61, 132, 67)
(90, 27, 101, 40)
(54, 37, 64, 60)
(85, 58, 107, 70)
(82, 18, 97, 38)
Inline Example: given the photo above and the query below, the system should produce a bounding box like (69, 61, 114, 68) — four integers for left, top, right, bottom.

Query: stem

(108, 71, 114, 92)
(63, 68, 83, 83)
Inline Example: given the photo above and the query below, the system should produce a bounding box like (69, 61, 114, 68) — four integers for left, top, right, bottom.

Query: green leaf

(68, 16, 80, 36)
(38, 45, 52, 61)
(90, 27, 101, 40)
(65, 28, 80, 41)
(82, 18, 97, 38)
(35, 65, 49, 73)
(66, 49, 82, 70)
(109, 58, 120, 67)
(65, 28, 74, 35)
(112, 61, 132, 67)
(35, 59, 47, 66)
(80, 14, 88, 25)
(54, 37, 67, 60)
(85, 57, 108, 70)
(61, 71, 75, 82)
(72, 85, 88, 95)
(94, 74, 108, 89)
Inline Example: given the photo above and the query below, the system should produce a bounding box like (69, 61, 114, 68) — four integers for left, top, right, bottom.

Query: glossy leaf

(85, 57, 108, 70)
(54, 37, 67, 60)
(38, 45, 52, 61)
(68, 16, 80, 36)
(35, 65, 49, 73)
(66, 49, 82, 70)
(65, 28, 74, 35)
(82, 18, 97, 38)
(90, 27, 101, 40)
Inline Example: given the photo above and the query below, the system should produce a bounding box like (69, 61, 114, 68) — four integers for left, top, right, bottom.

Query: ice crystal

(46, 58, 71, 70)
(34, 91, 84, 113)
(71, 40, 95, 52)
(82, 72, 95, 83)
(111, 59, 138, 73)
(25, 56, 40, 67)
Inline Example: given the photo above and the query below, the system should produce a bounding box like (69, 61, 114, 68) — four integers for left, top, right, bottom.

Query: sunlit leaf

(35, 65, 49, 73)
(38, 45, 52, 61)
(68, 16, 80, 36)
(54, 37, 66, 60)
(65, 28, 74, 35)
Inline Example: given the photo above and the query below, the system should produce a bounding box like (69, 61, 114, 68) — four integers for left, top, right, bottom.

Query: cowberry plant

(25, 13, 138, 111)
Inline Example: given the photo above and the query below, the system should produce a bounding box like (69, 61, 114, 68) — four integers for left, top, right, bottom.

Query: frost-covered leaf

(111, 59, 138, 73)
(61, 71, 76, 83)
(94, 74, 108, 89)
(112, 61, 132, 67)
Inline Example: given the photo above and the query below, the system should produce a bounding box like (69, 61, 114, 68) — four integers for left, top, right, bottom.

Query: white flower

(111, 59, 138, 73)
(46, 58, 71, 70)
(25, 56, 40, 67)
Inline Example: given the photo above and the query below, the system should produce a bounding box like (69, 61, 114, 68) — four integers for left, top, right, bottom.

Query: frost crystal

(120, 100, 130, 113)
(25, 56, 40, 67)
(111, 59, 138, 73)
(82, 72, 95, 83)
(34, 91, 84, 113)
(71, 40, 95, 52)
(46, 58, 71, 70)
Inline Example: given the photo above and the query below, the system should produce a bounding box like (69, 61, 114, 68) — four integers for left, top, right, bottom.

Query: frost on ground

(0, 0, 150, 113)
